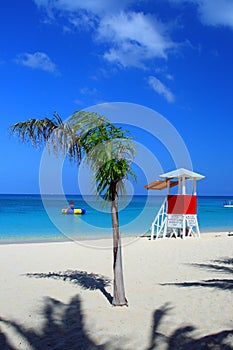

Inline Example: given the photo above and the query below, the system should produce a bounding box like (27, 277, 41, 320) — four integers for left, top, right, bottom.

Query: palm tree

(11, 110, 135, 306)
(82, 126, 135, 306)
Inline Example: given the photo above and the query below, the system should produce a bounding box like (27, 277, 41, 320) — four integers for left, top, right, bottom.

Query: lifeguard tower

(145, 168, 205, 240)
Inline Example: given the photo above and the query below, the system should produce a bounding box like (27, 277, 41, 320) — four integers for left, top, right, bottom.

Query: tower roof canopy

(144, 179, 178, 190)
(159, 168, 205, 180)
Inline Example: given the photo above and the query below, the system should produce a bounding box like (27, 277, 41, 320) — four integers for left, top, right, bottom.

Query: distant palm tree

(11, 110, 135, 306)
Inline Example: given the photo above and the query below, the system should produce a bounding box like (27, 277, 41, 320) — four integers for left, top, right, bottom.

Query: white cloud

(148, 76, 175, 103)
(33, 0, 132, 16)
(32, 0, 233, 75)
(98, 11, 175, 68)
(171, 0, 233, 29)
(73, 99, 83, 105)
(80, 87, 99, 96)
(16, 52, 58, 73)
(166, 73, 174, 81)
(33, 1, 176, 68)
(197, 0, 233, 28)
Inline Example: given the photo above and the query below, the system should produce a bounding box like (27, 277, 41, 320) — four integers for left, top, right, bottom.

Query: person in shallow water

(64, 201, 75, 214)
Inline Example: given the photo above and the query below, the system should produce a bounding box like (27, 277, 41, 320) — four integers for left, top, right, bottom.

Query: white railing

(151, 198, 167, 240)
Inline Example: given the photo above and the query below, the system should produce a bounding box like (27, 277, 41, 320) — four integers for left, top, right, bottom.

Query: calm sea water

(0, 194, 232, 243)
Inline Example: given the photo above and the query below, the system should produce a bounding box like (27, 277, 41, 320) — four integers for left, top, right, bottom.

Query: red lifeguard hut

(145, 168, 205, 239)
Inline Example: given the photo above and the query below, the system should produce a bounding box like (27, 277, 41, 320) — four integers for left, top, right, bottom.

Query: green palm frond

(11, 113, 60, 146)
(10, 112, 83, 163)
(11, 110, 136, 203)
(94, 157, 136, 203)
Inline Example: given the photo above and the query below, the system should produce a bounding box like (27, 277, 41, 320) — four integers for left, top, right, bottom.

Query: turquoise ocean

(0, 194, 233, 244)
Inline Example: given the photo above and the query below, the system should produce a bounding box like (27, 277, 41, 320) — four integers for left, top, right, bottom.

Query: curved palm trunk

(111, 183, 128, 306)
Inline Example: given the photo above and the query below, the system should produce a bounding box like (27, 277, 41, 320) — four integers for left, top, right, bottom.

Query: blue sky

(0, 0, 233, 196)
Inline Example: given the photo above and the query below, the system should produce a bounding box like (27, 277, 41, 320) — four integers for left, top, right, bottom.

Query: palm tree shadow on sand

(147, 303, 233, 349)
(0, 329, 15, 350)
(0, 295, 104, 350)
(160, 257, 233, 291)
(25, 270, 113, 304)
(1, 297, 233, 349)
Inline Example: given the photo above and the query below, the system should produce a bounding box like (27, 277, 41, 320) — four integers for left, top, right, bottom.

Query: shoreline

(0, 230, 232, 246)
(1, 194, 233, 245)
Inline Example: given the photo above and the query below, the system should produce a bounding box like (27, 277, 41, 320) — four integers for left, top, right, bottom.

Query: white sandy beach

(0, 232, 232, 349)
